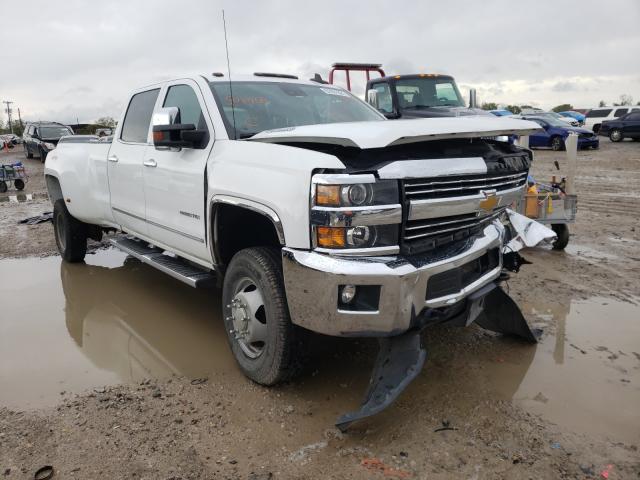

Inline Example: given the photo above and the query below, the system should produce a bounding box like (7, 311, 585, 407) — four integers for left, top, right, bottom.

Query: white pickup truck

(45, 73, 544, 429)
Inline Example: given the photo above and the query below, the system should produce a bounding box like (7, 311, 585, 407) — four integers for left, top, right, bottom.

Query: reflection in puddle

(0, 250, 638, 442)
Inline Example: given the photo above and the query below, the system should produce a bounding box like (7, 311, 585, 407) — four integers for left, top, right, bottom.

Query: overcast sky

(1, 0, 639, 124)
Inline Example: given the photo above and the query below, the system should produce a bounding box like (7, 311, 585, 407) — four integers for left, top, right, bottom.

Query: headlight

(316, 224, 398, 249)
(316, 180, 398, 207)
(312, 174, 401, 254)
(43, 142, 56, 150)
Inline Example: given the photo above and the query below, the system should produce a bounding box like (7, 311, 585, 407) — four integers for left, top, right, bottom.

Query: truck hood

(247, 117, 541, 149)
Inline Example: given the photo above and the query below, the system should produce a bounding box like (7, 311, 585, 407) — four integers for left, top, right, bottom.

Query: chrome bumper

(282, 221, 504, 337)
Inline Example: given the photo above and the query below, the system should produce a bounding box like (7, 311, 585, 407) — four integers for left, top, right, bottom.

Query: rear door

(142, 80, 213, 262)
(528, 119, 549, 147)
(108, 88, 161, 237)
(623, 112, 640, 137)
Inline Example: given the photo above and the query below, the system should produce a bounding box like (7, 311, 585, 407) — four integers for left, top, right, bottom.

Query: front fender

(207, 140, 345, 249)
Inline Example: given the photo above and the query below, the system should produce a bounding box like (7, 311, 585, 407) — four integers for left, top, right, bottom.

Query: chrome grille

(404, 171, 528, 200)
(400, 170, 528, 255)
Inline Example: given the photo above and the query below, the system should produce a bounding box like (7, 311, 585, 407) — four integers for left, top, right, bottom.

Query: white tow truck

(45, 72, 547, 429)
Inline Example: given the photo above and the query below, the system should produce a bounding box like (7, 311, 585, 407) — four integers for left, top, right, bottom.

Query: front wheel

(609, 129, 623, 142)
(24, 145, 33, 159)
(0, 181, 7, 193)
(551, 136, 565, 151)
(222, 247, 301, 386)
(14, 179, 25, 190)
(53, 199, 88, 262)
(551, 224, 570, 250)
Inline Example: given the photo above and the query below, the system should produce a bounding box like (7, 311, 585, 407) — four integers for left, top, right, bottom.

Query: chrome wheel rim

(552, 138, 562, 150)
(227, 277, 267, 359)
(56, 214, 66, 251)
(611, 130, 622, 141)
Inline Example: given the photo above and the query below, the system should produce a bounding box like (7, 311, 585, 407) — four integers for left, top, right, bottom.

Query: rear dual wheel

(53, 199, 88, 262)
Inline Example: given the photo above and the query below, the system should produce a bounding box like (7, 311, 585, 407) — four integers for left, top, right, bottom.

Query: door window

(586, 109, 611, 118)
(163, 84, 208, 131)
(120, 89, 160, 143)
(372, 83, 393, 113)
(624, 113, 640, 121)
(614, 108, 628, 117)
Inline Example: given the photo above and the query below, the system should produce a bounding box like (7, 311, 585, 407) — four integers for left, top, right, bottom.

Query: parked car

(584, 106, 640, 133)
(489, 109, 513, 116)
(559, 110, 586, 125)
(23, 121, 74, 162)
(530, 111, 579, 127)
(598, 111, 640, 142)
(45, 72, 545, 429)
(522, 115, 599, 150)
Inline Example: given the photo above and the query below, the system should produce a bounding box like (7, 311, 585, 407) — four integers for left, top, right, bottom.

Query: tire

(53, 199, 88, 262)
(14, 179, 25, 190)
(222, 247, 301, 386)
(551, 224, 570, 250)
(24, 145, 33, 159)
(609, 129, 623, 142)
(0, 181, 7, 193)
(551, 136, 565, 151)
(40, 148, 47, 163)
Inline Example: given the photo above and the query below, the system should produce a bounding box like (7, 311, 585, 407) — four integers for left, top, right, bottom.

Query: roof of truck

(206, 73, 322, 86)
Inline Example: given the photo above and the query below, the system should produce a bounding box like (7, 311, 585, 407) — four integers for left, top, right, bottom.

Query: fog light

(340, 284, 357, 304)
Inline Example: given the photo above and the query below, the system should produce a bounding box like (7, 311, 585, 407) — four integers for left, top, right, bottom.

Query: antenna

(222, 10, 237, 139)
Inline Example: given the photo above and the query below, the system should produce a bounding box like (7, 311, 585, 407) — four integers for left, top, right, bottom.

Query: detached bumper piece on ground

(335, 282, 539, 432)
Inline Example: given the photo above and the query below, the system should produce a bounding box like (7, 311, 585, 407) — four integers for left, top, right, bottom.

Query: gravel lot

(1, 139, 639, 479)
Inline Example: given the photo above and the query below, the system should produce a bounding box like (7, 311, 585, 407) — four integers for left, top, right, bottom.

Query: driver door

(142, 80, 213, 263)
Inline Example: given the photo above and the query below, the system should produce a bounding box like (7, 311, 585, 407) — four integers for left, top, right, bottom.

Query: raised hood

(247, 117, 541, 149)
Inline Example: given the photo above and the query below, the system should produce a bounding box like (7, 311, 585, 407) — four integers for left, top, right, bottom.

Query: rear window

(120, 89, 160, 143)
(614, 108, 628, 117)
(586, 109, 611, 118)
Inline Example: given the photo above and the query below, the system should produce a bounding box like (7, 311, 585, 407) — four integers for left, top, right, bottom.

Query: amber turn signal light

(317, 226, 345, 248)
(316, 185, 340, 207)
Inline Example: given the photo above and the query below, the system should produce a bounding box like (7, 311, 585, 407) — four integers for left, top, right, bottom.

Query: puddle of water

(0, 250, 239, 409)
(0, 251, 638, 443)
(510, 298, 640, 442)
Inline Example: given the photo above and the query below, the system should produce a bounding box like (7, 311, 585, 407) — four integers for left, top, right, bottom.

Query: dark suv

(23, 122, 74, 162)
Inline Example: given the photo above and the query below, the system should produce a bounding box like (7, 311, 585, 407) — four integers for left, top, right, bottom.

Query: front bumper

(578, 137, 599, 148)
(282, 221, 504, 336)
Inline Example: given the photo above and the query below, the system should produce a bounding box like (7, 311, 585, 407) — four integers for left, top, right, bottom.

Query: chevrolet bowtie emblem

(479, 190, 498, 211)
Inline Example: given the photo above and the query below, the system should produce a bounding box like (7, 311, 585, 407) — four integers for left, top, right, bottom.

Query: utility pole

(17, 108, 23, 129)
(2, 101, 14, 134)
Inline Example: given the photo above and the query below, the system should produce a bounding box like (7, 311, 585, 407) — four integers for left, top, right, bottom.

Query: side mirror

(366, 89, 378, 108)
(152, 107, 207, 150)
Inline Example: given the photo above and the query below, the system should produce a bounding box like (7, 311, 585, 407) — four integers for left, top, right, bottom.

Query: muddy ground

(1, 140, 639, 479)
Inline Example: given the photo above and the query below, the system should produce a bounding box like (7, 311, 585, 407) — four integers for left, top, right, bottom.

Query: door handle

(143, 159, 157, 168)
(108, 155, 118, 163)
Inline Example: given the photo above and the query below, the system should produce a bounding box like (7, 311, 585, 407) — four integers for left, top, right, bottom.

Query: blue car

(559, 111, 586, 124)
(523, 116, 599, 150)
(489, 109, 513, 116)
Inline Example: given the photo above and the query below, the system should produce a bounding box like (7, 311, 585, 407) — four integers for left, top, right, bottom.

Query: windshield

(394, 77, 464, 110)
(39, 126, 73, 139)
(209, 81, 383, 139)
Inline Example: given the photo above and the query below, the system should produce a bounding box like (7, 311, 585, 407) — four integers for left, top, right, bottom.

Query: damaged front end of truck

(251, 116, 552, 430)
